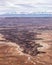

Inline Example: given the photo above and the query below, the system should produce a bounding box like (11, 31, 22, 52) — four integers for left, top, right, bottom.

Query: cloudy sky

(0, 0, 52, 15)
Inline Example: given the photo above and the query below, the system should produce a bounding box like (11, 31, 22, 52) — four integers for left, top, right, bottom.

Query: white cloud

(0, 0, 52, 15)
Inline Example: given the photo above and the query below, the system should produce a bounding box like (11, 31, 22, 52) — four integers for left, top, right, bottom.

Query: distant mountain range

(0, 13, 52, 17)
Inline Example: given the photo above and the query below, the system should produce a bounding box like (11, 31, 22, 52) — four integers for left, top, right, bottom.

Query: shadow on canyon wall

(0, 29, 46, 56)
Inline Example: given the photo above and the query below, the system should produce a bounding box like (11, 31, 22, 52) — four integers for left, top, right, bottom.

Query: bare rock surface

(0, 42, 52, 65)
(0, 33, 52, 65)
(0, 29, 52, 65)
(0, 17, 52, 65)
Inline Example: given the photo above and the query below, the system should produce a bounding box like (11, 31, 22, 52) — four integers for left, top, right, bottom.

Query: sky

(0, 0, 52, 15)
